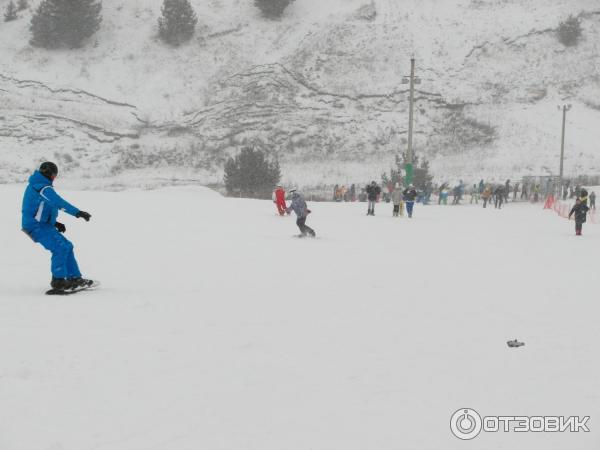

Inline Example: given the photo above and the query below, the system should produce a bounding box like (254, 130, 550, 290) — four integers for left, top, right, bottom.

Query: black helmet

(39, 161, 58, 179)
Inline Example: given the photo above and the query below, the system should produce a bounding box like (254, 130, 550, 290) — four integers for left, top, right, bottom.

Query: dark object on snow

(507, 339, 525, 348)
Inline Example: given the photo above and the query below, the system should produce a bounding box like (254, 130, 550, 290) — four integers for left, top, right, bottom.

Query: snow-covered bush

(30, 0, 102, 48)
(254, 0, 295, 19)
(4, 1, 18, 21)
(557, 15, 582, 47)
(224, 147, 281, 198)
(158, 0, 198, 46)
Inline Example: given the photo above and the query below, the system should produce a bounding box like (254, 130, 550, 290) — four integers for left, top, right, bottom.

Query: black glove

(55, 222, 66, 233)
(76, 211, 91, 222)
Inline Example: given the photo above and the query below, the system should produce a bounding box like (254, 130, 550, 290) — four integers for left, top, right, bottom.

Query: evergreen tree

(254, 0, 294, 19)
(158, 0, 198, 46)
(30, 0, 102, 49)
(403, 153, 433, 191)
(557, 15, 583, 47)
(4, 1, 18, 21)
(384, 153, 433, 191)
(30, 1, 59, 47)
(224, 147, 281, 198)
(17, 0, 28, 11)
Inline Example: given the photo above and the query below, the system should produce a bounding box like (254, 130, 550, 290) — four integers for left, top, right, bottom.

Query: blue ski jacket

(287, 193, 308, 218)
(21, 171, 80, 232)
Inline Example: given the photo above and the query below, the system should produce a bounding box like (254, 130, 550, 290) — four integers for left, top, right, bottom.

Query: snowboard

(507, 339, 525, 348)
(45, 281, 100, 296)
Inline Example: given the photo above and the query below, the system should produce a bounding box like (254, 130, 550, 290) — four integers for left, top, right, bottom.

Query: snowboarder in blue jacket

(286, 189, 316, 237)
(21, 162, 93, 290)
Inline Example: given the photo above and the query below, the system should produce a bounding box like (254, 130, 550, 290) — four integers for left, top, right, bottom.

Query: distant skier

(452, 180, 465, 205)
(286, 189, 316, 238)
(569, 198, 589, 236)
(391, 183, 404, 217)
(423, 182, 433, 205)
(439, 186, 449, 205)
(579, 188, 589, 205)
(365, 181, 381, 216)
(403, 184, 418, 218)
(350, 184, 356, 202)
(494, 185, 505, 209)
(521, 182, 528, 200)
(562, 182, 569, 200)
(481, 185, 492, 208)
(273, 185, 286, 216)
(590, 191, 596, 210)
(21, 162, 94, 291)
(470, 184, 480, 204)
(533, 184, 540, 203)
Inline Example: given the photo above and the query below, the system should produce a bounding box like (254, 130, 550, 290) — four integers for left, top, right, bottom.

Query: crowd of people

(274, 178, 597, 237)
(328, 178, 597, 212)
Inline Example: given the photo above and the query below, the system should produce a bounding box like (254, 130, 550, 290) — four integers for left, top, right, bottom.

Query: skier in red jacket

(273, 185, 287, 216)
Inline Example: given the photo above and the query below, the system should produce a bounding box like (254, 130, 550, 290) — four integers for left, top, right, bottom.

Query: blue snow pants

(27, 225, 81, 279)
(406, 201, 415, 217)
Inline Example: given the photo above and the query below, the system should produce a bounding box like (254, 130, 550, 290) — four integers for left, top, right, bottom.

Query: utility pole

(558, 103, 572, 197)
(402, 58, 420, 186)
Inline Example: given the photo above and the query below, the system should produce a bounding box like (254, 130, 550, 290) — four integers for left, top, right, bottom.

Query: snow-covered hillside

(0, 0, 599, 187)
(1, 184, 599, 449)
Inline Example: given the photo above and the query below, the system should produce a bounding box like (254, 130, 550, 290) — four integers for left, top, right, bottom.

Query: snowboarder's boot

(69, 277, 94, 289)
(50, 277, 70, 290)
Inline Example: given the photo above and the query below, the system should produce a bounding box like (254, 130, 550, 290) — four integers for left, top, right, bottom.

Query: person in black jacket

(365, 181, 381, 216)
(569, 198, 589, 236)
(403, 185, 418, 218)
(494, 185, 505, 209)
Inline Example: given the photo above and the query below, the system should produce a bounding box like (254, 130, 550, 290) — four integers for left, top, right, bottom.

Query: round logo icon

(450, 408, 482, 440)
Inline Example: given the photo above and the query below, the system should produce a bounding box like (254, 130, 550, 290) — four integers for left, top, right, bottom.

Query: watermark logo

(450, 408, 482, 440)
(450, 408, 590, 440)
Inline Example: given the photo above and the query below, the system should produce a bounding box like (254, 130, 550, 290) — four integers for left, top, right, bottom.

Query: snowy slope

(1, 184, 600, 449)
(0, 0, 599, 187)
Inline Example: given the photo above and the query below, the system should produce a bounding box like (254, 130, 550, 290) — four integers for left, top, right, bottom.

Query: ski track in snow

(1, 185, 599, 450)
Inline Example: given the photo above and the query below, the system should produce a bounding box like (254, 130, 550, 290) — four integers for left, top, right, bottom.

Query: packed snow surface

(1, 185, 599, 449)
